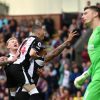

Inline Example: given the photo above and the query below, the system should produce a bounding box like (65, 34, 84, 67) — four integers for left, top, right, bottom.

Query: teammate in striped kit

(18, 27, 78, 100)
(0, 24, 78, 100)
(0, 36, 44, 100)
(0, 28, 45, 100)
(0, 37, 19, 100)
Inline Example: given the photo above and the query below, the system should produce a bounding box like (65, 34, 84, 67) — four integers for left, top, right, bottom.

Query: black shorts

(5, 64, 32, 88)
(30, 93, 43, 100)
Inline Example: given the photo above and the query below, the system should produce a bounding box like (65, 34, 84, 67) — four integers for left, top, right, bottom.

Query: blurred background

(0, 0, 100, 100)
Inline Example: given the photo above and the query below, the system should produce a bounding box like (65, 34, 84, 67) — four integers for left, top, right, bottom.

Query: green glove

(74, 71, 90, 88)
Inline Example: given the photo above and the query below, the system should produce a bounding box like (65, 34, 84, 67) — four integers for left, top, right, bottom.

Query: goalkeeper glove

(74, 71, 90, 89)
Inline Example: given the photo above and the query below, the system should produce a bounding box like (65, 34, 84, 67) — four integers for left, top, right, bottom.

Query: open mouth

(14, 44, 18, 47)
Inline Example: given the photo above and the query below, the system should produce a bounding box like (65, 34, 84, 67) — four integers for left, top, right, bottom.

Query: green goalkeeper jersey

(87, 26, 100, 80)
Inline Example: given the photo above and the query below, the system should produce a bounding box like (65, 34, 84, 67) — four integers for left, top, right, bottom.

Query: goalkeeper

(74, 6, 100, 100)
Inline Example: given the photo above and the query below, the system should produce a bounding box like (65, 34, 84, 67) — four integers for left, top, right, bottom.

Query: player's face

(7, 39, 19, 50)
(37, 28, 45, 40)
(82, 9, 95, 25)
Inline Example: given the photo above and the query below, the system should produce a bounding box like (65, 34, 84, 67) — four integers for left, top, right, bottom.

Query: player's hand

(0, 56, 8, 62)
(0, 56, 10, 66)
(74, 71, 90, 89)
(74, 75, 84, 88)
(67, 31, 79, 44)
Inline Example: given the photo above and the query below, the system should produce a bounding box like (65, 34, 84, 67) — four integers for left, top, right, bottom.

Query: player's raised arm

(44, 31, 78, 63)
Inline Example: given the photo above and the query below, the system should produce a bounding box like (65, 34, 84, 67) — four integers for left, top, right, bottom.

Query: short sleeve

(31, 37, 45, 52)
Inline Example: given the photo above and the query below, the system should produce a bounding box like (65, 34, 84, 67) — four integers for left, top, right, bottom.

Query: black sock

(15, 92, 30, 100)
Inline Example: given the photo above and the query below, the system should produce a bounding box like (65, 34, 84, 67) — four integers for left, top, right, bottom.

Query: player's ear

(93, 11, 98, 18)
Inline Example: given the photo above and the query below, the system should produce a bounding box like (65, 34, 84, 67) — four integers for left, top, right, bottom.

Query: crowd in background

(0, 1, 100, 100)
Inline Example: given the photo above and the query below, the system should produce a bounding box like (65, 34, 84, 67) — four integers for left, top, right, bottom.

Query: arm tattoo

(44, 40, 71, 62)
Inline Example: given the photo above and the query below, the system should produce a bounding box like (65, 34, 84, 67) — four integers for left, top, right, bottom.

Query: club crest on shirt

(38, 42, 41, 47)
(88, 44, 94, 51)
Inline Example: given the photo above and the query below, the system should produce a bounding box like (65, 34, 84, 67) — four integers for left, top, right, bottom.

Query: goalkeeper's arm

(74, 70, 90, 88)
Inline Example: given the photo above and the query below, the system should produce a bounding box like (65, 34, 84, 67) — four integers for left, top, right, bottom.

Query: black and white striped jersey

(4, 52, 32, 88)
(14, 36, 44, 68)
(28, 57, 45, 84)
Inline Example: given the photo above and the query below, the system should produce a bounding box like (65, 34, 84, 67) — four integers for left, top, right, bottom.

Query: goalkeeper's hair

(84, 5, 100, 18)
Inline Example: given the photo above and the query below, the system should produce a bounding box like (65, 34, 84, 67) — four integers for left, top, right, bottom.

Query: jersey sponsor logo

(14, 37, 35, 64)
(21, 46, 26, 55)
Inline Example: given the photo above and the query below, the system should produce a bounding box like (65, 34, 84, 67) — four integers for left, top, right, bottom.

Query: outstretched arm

(0, 60, 13, 66)
(44, 31, 78, 63)
(0, 56, 10, 66)
(44, 40, 70, 63)
(0, 56, 17, 66)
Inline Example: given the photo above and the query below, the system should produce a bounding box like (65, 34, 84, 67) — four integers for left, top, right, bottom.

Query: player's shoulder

(94, 26, 100, 34)
(30, 36, 43, 45)
(96, 26, 100, 32)
(25, 36, 39, 44)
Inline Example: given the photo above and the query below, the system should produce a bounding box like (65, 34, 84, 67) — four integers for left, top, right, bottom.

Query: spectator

(70, 63, 81, 94)
(43, 15, 55, 37)
(96, 3, 100, 8)
(69, 19, 77, 32)
(0, 34, 7, 56)
(86, 1, 91, 7)
(73, 90, 83, 100)
(14, 26, 21, 39)
(81, 44, 90, 63)
(60, 25, 69, 42)
(62, 63, 70, 89)
(58, 87, 70, 100)
(8, 18, 17, 34)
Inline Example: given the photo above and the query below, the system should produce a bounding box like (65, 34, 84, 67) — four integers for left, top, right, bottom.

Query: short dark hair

(84, 6, 100, 18)
(32, 24, 42, 33)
